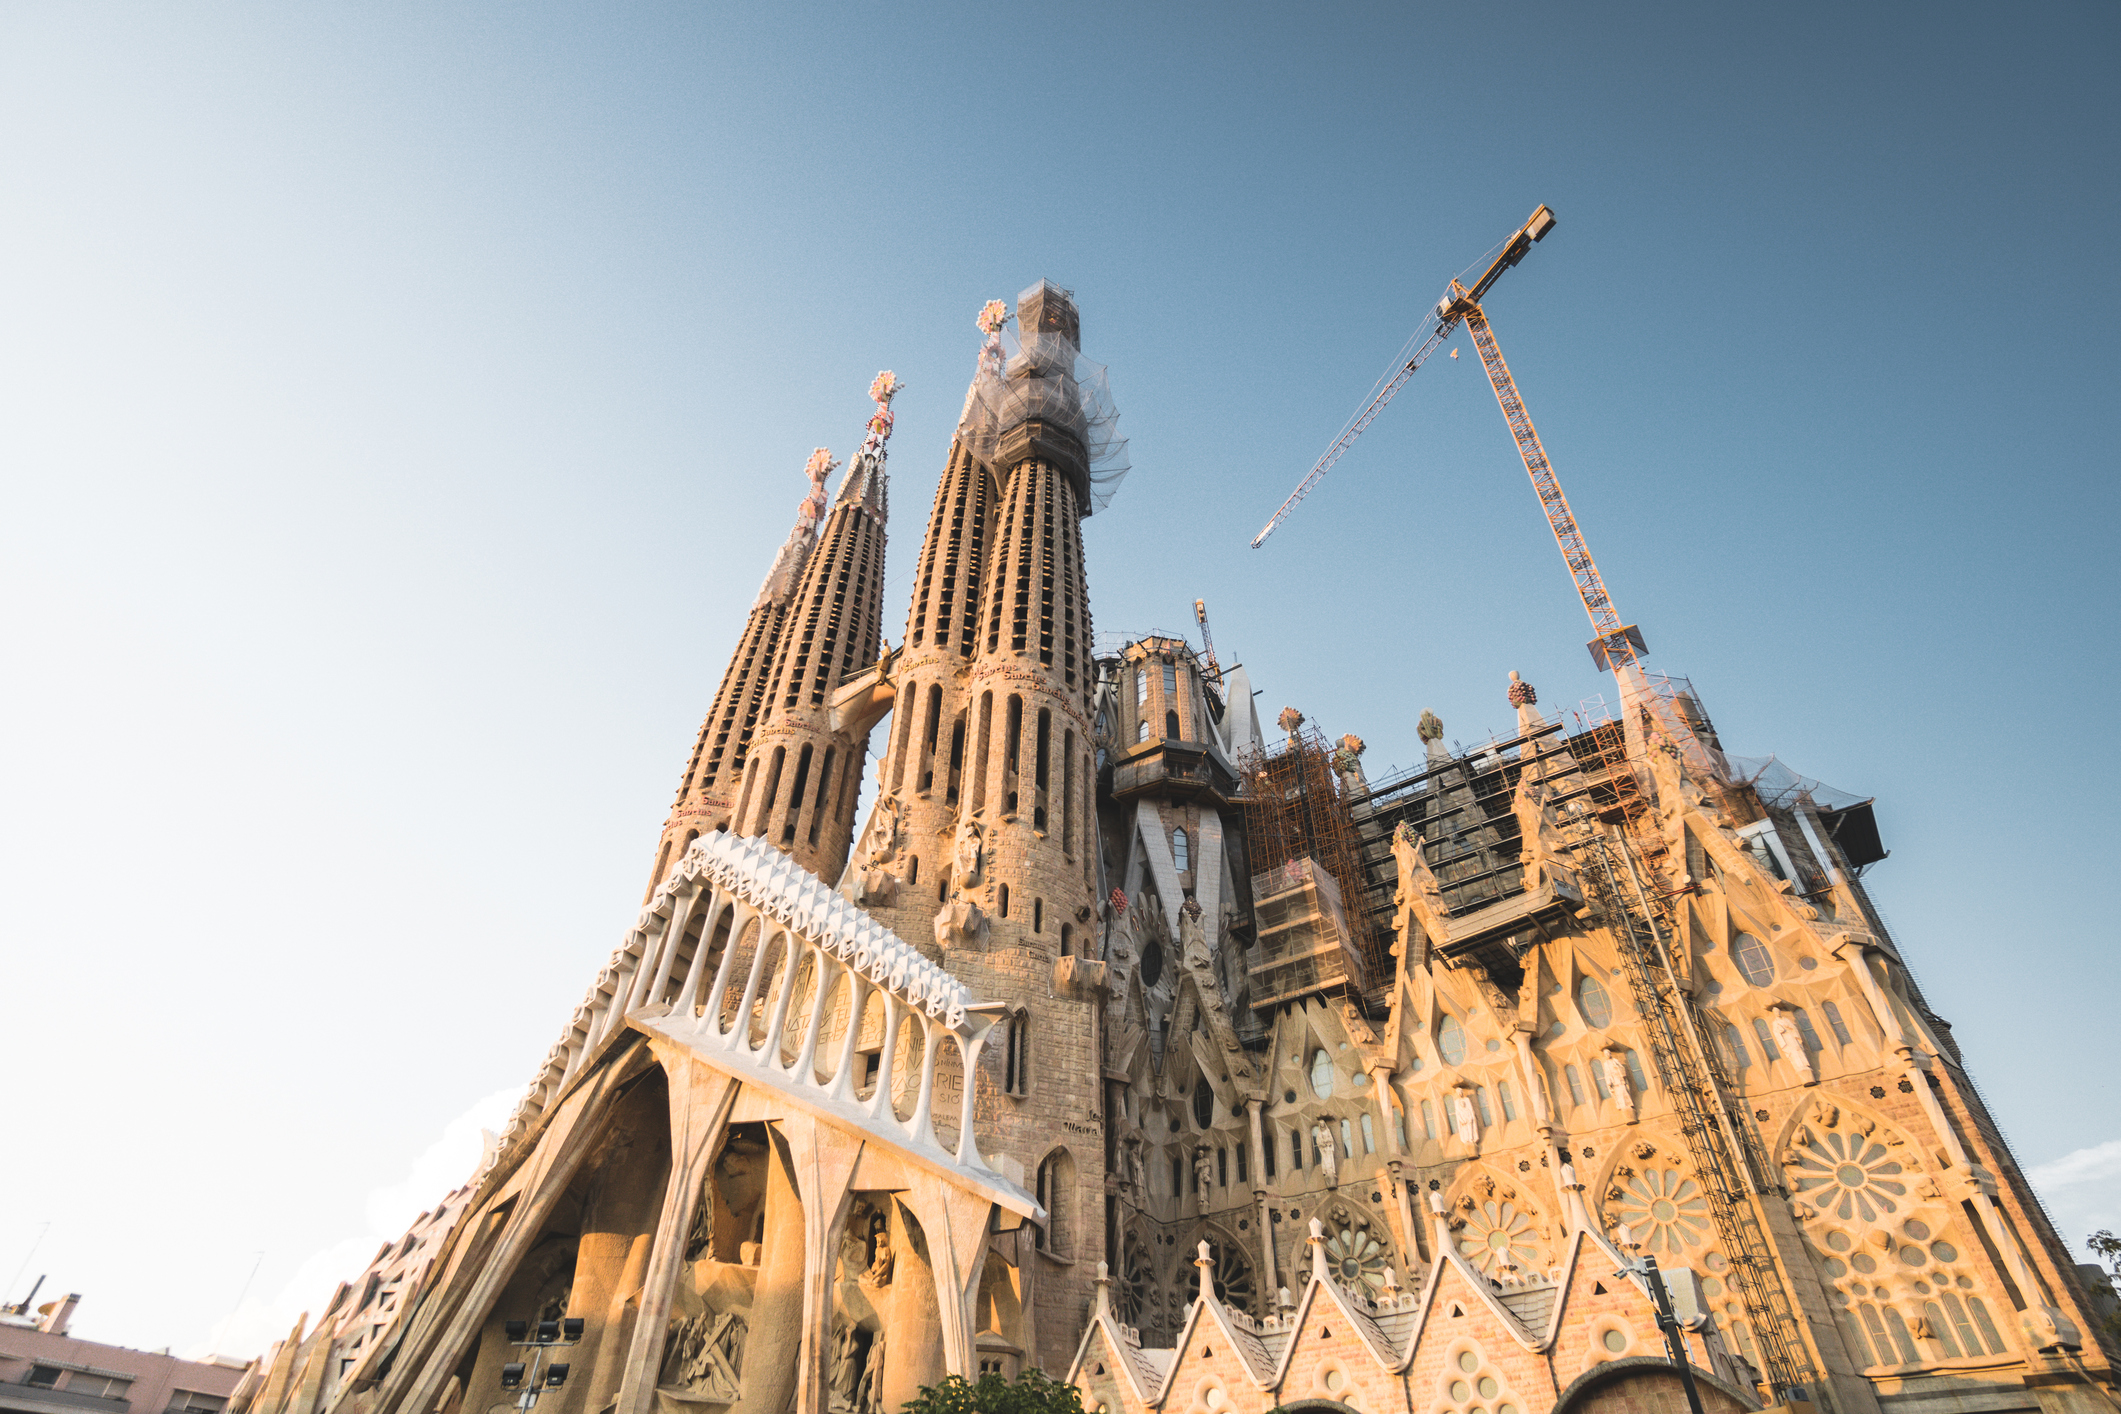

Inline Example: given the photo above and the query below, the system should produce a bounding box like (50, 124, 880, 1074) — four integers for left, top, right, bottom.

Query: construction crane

(1193, 598, 1223, 682)
(1250, 205, 1647, 675)
(1254, 209, 1825, 1404)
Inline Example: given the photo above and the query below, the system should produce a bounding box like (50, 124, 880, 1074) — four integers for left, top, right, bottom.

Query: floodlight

(504, 1321, 527, 1342)
(561, 1318, 584, 1341)
(544, 1366, 570, 1390)
(499, 1365, 525, 1390)
(536, 1320, 559, 1343)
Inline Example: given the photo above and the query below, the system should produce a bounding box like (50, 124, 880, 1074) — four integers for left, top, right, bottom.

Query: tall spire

(642, 449, 836, 900)
(727, 373, 898, 880)
(835, 371, 899, 519)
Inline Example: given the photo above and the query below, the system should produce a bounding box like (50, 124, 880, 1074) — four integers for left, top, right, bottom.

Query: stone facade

(223, 284, 2116, 1414)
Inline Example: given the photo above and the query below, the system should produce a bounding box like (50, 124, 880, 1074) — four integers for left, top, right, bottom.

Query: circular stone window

(1602, 1329, 1628, 1353)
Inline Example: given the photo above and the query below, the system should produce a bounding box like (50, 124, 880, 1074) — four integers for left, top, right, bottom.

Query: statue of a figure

(953, 819, 983, 888)
(862, 794, 901, 865)
(1452, 1091, 1480, 1146)
(827, 1324, 861, 1412)
(861, 1226, 894, 1287)
(1311, 1120, 1340, 1185)
(1194, 1147, 1214, 1207)
(1125, 1138, 1147, 1198)
(1771, 1010, 1817, 1085)
(853, 1328, 887, 1414)
(1600, 1050, 1636, 1116)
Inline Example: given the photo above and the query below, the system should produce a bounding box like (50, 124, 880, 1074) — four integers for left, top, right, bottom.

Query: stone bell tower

(644, 447, 835, 899)
(730, 372, 898, 882)
(846, 285, 1121, 1371)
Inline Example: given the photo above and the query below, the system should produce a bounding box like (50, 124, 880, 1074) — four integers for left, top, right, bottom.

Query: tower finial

(755, 449, 838, 608)
(836, 372, 902, 517)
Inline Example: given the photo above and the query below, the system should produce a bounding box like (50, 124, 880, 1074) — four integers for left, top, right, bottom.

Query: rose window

(1608, 1168, 1710, 1255)
(1202, 1236, 1257, 1313)
(1118, 1231, 1160, 1336)
(1455, 1200, 1548, 1279)
(1788, 1130, 1907, 1223)
(1323, 1221, 1391, 1296)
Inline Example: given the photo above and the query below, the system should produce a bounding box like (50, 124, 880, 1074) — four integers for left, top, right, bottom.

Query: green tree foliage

(901, 1369, 1085, 1414)
(2088, 1230, 2121, 1341)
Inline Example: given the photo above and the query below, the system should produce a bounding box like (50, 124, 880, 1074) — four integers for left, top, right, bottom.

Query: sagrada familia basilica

(222, 284, 2116, 1414)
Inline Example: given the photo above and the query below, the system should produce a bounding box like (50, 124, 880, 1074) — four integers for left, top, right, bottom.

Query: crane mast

(1453, 297, 1642, 674)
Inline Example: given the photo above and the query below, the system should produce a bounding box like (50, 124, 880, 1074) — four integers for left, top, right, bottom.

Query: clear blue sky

(2, 1, 2115, 1355)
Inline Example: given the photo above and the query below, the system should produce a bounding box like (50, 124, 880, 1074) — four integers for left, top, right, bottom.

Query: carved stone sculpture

(828, 1323, 860, 1412)
(933, 895, 989, 950)
(953, 818, 984, 888)
(1391, 822, 1449, 960)
(1772, 1008, 1818, 1086)
(853, 1328, 887, 1414)
(1600, 1050, 1636, 1118)
(1452, 1091, 1480, 1146)
(1194, 1147, 1214, 1207)
(861, 1226, 894, 1287)
(1312, 1120, 1340, 1185)
(863, 794, 901, 865)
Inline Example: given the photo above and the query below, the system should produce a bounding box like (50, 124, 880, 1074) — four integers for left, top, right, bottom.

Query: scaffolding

(1235, 723, 1388, 1005)
(1561, 682, 1822, 1405)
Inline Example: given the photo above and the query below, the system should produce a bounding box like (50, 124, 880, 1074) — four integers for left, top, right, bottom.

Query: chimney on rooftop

(36, 1294, 80, 1336)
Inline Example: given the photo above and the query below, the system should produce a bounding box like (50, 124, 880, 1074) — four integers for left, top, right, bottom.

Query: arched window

(1172, 828, 1190, 872)
(1359, 1112, 1375, 1154)
(1136, 668, 1148, 706)
(1136, 719, 1150, 743)
(1192, 1080, 1214, 1129)
(1004, 1011, 1029, 1097)
(1060, 923, 1073, 957)
(906, 855, 919, 885)
(1033, 897, 1043, 934)
(1165, 709, 1180, 739)
(1141, 935, 1163, 988)
(1437, 1014, 1467, 1065)
(1823, 1000, 1855, 1045)
(1309, 1050, 1335, 1097)
(1577, 975, 1613, 1028)
(1035, 1149, 1074, 1257)
(1732, 932, 1775, 986)
(997, 882, 1010, 918)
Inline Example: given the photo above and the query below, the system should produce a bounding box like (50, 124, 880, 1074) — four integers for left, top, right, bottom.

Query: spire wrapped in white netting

(956, 286, 1130, 514)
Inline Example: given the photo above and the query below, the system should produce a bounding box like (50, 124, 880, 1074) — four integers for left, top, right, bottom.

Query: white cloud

(2028, 1139, 2121, 1267)
(193, 1087, 521, 1364)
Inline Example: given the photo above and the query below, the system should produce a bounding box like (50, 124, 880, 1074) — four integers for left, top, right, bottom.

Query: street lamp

(1612, 1250, 1706, 1414)
(497, 1315, 584, 1410)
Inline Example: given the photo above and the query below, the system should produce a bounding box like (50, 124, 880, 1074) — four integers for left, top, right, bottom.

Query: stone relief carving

(852, 1328, 887, 1414)
(934, 895, 990, 951)
(827, 1323, 860, 1413)
(658, 1311, 745, 1402)
(1391, 822, 1448, 960)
